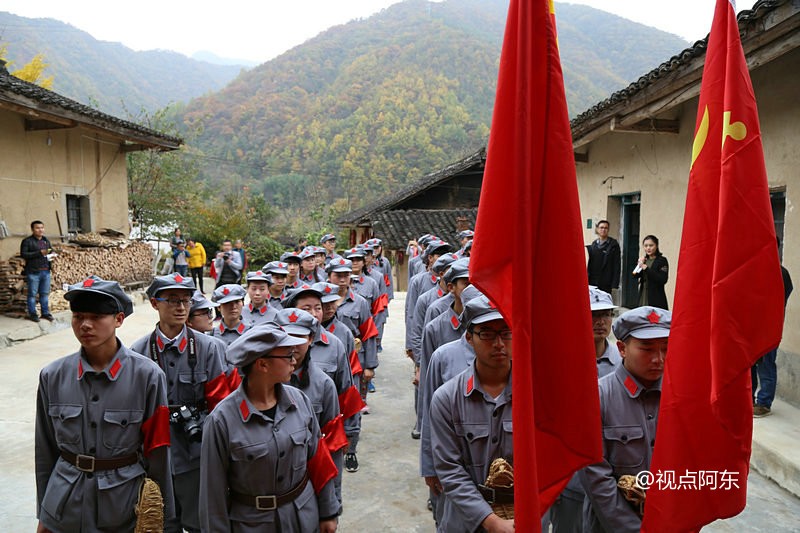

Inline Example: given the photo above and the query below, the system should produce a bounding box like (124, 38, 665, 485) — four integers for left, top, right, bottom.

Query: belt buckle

(484, 486, 496, 503)
(255, 495, 277, 511)
(75, 454, 96, 472)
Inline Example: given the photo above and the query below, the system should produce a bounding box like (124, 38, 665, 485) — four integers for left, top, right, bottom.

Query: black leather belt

(60, 450, 139, 473)
(230, 473, 310, 511)
(478, 484, 515, 504)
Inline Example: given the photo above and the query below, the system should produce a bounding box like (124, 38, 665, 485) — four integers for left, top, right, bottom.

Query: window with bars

(66, 194, 90, 233)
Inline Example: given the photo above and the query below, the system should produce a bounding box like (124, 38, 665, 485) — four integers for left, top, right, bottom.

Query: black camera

(170, 405, 206, 442)
(223, 252, 231, 260)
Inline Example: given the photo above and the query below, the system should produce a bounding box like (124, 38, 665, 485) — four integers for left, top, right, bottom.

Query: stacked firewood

(0, 239, 154, 315)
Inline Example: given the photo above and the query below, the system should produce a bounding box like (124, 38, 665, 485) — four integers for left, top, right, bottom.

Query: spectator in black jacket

(20, 220, 54, 322)
(633, 234, 669, 310)
(586, 220, 621, 295)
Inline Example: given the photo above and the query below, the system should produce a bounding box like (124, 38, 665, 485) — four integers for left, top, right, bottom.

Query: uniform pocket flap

(103, 409, 144, 427)
(231, 443, 270, 462)
(290, 429, 310, 446)
(454, 423, 489, 442)
(603, 425, 644, 444)
(178, 371, 208, 384)
(49, 404, 82, 420)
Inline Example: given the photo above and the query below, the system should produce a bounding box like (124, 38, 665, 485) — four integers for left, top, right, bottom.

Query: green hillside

(0, 11, 245, 115)
(179, 0, 689, 215)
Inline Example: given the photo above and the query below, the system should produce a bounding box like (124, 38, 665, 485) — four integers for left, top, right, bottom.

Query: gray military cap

(326, 257, 353, 274)
(298, 248, 316, 260)
(311, 282, 341, 303)
(418, 234, 433, 246)
(425, 240, 452, 258)
(280, 251, 302, 263)
(189, 290, 218, 313)
(65, 276, 134, 317)
(344, 247, 365, 259)
(460, 284, 483, 306)
(275, 308, 318, 336)
(146, 272, 196, 298)
(444, 258, 470, 284)
(463, 295, 505, 328)
(589, 287, 616, 311)
(431, 253, 460, 275)
(226, 324, 306, 368)
(282, 284, 322, 309)
(320, 233, 337, 245)
(246, 270, 271, 283)
(612, 306, 671, 341)
(263, 261, 290, 275)
(212, 284, 247, 305)
(457, 229, 474, 240)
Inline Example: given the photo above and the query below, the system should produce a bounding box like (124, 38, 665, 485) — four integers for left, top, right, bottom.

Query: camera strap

(149, 326, 198, 385)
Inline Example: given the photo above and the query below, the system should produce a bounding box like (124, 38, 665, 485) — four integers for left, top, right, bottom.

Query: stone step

(751, 398, 800, 498)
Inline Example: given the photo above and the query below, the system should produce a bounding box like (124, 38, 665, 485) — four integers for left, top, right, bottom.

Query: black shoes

(344, 452, 359, 472)
(26, 314, 40, 322)
(411, 428, 421, 440)
(41, 314, 55, 321)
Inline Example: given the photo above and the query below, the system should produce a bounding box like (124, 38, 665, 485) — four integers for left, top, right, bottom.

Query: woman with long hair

(633, 234, 669, 309)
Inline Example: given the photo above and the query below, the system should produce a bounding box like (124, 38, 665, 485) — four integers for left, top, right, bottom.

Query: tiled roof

(337, 147, 486, 225)
(372, 208, 477, 250)
(0, 62, 182, 149)
(570, 0, 788, 137)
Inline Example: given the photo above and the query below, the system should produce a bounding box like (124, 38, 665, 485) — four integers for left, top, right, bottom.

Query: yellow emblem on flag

(722, 111, 747, 149)
(691, 106, 710, 169)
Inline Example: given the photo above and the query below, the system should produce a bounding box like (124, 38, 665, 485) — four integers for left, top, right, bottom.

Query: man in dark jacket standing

(20, 220, 54, 322)
(586, 220, 621, 295)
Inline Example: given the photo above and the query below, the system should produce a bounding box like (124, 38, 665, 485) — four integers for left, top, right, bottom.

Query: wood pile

(0, 238, 154, 316)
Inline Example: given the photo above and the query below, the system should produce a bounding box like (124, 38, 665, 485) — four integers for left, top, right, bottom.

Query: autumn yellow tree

(0, 44, 54, 89)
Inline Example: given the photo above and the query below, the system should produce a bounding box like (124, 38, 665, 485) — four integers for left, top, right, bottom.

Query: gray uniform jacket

(420, 335, 475, 477)
(351, 273, 379, 310)
(430, 361, 513, 533)
(407, 254, 422, 284)
(213, 319, 251, 346)
(268, 293, 286, 311)
(579, 364, 661, 533)
(200, 383, 339, 532)
(410, 285, 448, 362)
(36, 343, 175, 531)
(424, 292, 455, 326)
(323, 319, 355, 366)
(336, 290, 378, 370)
(405, 271, 440, 350)
(365, 267, 389, 327)
(418, 308, 465, 429)
(372, 256, 394, 301)
(242, 303, 278, 327)
(320, 321, 360, 439)
(130, 325, 229, 475)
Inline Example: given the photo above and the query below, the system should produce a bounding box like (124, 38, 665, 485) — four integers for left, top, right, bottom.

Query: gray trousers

(166, 468, 201, 533)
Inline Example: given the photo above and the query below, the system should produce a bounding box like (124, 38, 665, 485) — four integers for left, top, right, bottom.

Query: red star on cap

(256, 271, 264, 276)
(174, 274, 184, 282)
(278, 262, 285, 268)
(339, 259, 345, 265)
(288, 311, 299, 323)
(324, 286, 332, 294)
(301, 284, 311, 289)
(648, 311, 660, 324)
(222, 287, 230, 295)
(83, 278, 95, 287)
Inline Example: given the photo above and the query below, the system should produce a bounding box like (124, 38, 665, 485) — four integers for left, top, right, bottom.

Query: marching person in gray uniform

(283, 283, 364, 474)
(187, 290, 219, 335)
(579, 306, 671, 533)
(544, 287, 621, 533)
(409, 253, 460, 364)
(214, 239, 244, 289)
(130, 273, 234, 533)
(315, 282, 359, 378)
(212, 284, 251, 346)
(200, 324, 339, 532)
(367, 237, 394, 303)
(311, 246, 329, 281)
(276, 308, 347, 507)
(405, 240, 452, 360)
(417, 259, 471, 434)
(320, 234, 338, 265)
(429, 296, 514, 533)
(36, 276, 175, 532)
(299, 248, 324, 284)
(263, 261, 290, 309)
(407, 234, 431, 284)
(345, 247, 380, 309)
(242, 270, 279, 326)
(361, 243, 389, 353)
(281, 251, 303, 290)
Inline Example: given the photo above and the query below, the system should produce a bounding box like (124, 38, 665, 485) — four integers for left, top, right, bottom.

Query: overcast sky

(2, 0, 756, 64)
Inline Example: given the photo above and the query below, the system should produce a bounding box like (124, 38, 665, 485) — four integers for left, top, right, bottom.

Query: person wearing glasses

(200, 324, 339, 532)
(212, 284, 251, 346)
(187, 290, 219, 335)
(131, 273, 233, 533)
(428, 294, 514, 533)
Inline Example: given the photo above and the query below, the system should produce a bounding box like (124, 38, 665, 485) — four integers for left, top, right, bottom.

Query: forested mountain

(0, 11, 245, 115)
(179, 0, 689, 214)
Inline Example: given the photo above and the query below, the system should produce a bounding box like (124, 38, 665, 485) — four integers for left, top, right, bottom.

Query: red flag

(470, 0, 602, 528)
(642, 1, 784, 530)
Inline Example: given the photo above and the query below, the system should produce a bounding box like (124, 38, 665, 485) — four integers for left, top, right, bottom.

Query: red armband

(358, 317, 379, 342)
(204, 372, 231, 411)
(308, 439, 338, 494)
(141, 405, 170, 457)
(227, 369, 242, 391)
(348, 349, 363, 376)
(384, 274, 390, 287)
(371, 293, 389, 316)
(338, 385, 366, 420)
(320, 414, 348, 453)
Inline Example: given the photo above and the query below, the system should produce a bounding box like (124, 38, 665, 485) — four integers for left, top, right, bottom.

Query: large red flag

(470, 0, 602, 529)
(642, 1, 785, 531)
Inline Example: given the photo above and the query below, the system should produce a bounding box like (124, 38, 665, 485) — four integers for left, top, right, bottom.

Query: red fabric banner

(338, 385, 366, 419)
(642, 1, 785, 531)
(348, 349, 363, 376)
(469, 0, 602, 527)
(141, 405, 170, 457)
(321, 414, 349, 453)
(358, 317, 379, 342)
(308, 439, 338, 494)
(371, 293, 389, 316)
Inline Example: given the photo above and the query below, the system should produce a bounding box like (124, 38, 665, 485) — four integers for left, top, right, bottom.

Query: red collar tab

(258, 305, 268, 314)
(327, 323, 336, 333)
(320, 332, 329, 344)
(450, 315, 460, 329)
(624, 375, 639, 396)
(174, 274, 184, 282)
(156, 336, 165, 351)
(648, 311, 661, 324)
(109, 358, 122, 379)
(359, 275, 364, 283)
(178, 336, 188, 352)
(218, 322, 225, 334)
(437, 288, 443, 297)
(239, 399, 250, 420)
(466, 375, 475, 394)
(289, 311, 299, 323)
(236, 322, 246, 334)
(82, 278, 95, 287)
(430, 274, 437, 283)
(77, 360, 84, 379)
